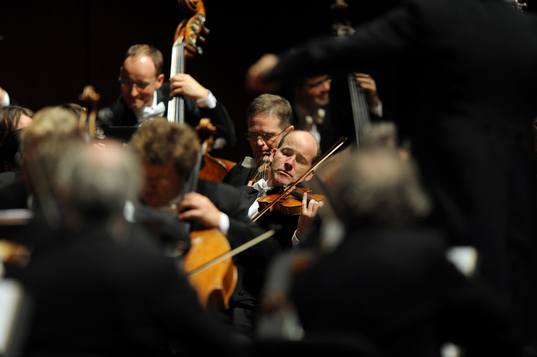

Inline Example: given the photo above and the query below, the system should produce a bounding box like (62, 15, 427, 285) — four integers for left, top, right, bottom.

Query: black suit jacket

(291, 228, 510, 357)
(100, 83, 236, 148)
(222, 159, 256, 188)
(196, 180, 280, 302)
(268, 0, 537, 345)
(6, 217, 250, 357)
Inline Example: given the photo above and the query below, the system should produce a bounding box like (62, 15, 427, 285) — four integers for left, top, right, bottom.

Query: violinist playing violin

(128, 119, 280, 337)
(237, 130, 323, 249)
(222, 94, 294, 188)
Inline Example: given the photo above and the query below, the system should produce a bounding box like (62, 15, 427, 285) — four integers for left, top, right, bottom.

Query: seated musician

(99, 44, 236, 148)
(5, 140, 251, 357)
(222, 94, 294, 187)
(128, 118, 280, 337)
(237, 130, 323, 249)
(279, 72, 384, 154)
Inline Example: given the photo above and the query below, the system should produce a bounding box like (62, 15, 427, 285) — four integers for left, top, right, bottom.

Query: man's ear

(156, 73, 165, 89)
(303, 169, 315, 182)
(269, 148, 277, 163)
(286, 125, 295, 133)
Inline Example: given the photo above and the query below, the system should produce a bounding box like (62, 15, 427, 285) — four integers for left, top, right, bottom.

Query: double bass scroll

(168, 0, 209, 125)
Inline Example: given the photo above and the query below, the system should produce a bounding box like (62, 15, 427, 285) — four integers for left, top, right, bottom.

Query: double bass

(168, 0, 235, 182)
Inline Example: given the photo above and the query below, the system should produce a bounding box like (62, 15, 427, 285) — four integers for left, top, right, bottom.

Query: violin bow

(185, 229, 276, 278)
(252, 136, 347, 222)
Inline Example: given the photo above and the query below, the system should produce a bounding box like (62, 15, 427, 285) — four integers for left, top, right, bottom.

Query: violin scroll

(78, 85, 101, 139)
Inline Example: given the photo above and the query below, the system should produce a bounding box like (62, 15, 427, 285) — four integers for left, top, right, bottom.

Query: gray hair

(332, 148, 431, 227)
(247, 93, 293, 129)
(55, 140, 142, 217)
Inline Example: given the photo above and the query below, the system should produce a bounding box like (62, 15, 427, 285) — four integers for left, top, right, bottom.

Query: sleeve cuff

(1, 91, 10, 107)
(196, 90, 217, 109)
(219, 212, 230, 236)
(370, 100, 383, 118)
(292, 230, 300, 246)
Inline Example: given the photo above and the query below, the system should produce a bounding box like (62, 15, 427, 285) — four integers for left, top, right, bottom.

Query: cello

(168, 0, 235, 182)
(178, 128, 238, 310)
(315, 0, 372, 186)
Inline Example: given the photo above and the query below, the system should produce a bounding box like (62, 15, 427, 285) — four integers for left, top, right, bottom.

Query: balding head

(267, 130, 320, 188)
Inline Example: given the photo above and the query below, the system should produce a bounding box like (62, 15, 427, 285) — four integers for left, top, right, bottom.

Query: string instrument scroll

(168, 0, 236, 182)
(78, 85, 101, 140)
(168, 0, 209, 125)
(332, 0, 371, 147)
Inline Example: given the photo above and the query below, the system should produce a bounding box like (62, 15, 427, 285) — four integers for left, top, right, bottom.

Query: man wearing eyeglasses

(285, 73, 383, 154)
(99, 44, 236, 148)
(222, 94, 294, 187)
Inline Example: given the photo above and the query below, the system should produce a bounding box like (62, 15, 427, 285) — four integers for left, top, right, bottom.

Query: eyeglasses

(246, 128, 287, 142)
(118, 77, 156, 91)
(303, 77, 332, 89)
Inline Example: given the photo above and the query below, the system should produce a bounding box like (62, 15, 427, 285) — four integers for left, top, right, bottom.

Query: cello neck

(167, 40, 186, 125)
(348, 73, 371, 148)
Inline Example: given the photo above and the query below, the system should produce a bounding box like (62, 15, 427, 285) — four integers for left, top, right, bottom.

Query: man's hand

(296, 192, 324, 238)
(355, 73, 380, 110)
(177, 192, 221, 229)
(245, 54, 281, 94)
(169, 74, 209, 101)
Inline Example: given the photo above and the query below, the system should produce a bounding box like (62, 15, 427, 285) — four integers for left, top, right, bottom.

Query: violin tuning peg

(198, 36, 206, 43)
(203, 26, 210, 35)
(197, 47, 204, 55)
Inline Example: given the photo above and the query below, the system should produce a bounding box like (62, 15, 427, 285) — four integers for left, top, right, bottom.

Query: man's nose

(130, 86, 139, 96)
(284, 158, 294, 170)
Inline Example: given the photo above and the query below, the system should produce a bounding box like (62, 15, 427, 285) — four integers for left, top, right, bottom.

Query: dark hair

(128, 119, 199, 177)
(0, 106, 34, 144)
(0, 129, 22, 172)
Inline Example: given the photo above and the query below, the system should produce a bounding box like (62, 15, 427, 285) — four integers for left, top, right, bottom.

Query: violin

(257, 187, 325, 216)
(253, 136, 347, 222)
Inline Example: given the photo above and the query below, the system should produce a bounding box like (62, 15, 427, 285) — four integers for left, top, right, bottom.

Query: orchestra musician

(237, 130, 323, 249)
(127, 119, 280, 337)
(5, 139, 252, 357)
(0, 105, 82, 211)
(246, 0, 537, 352)
(289, 147, 510, 357)
(279, 73, 384, 154)
(98, 44, 236, 148)
(222, 94, 294, 188)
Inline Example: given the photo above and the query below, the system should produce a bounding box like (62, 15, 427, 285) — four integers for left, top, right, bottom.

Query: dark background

(0, 0, 534, 161)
